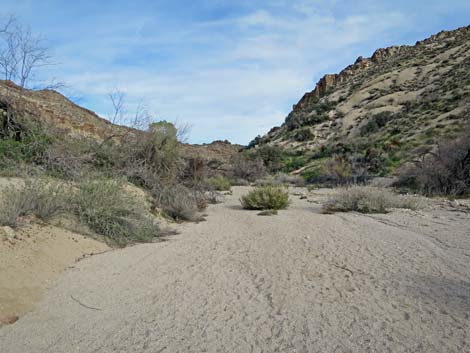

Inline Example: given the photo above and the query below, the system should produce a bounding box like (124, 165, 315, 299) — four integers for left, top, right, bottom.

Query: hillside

(252, 26, 470, 180)
(0, 80, 241, 173)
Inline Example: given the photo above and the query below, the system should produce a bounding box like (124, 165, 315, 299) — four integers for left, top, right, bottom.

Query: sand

(1, 186, 469, 352)
(0, 222, 109, 322)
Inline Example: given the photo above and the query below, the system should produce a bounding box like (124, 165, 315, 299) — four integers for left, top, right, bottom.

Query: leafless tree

(130, 99, 151, 130)
(172, 119, 192, 143)
(0, 16, 52, 88)
(108, 88, 125, 124)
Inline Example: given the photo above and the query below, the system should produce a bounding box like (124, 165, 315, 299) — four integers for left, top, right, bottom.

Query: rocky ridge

(254, 26, 470, 178)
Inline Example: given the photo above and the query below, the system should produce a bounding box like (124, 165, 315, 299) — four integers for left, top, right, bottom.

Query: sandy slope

(1, 187, 469, 353)
(0, 222, 109, 322)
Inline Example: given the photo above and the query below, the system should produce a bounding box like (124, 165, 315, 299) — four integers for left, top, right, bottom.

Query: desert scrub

(240, 186, 290, 210)
(73, 179, 160, 246)
(156, 184, 204, 222)
(208, 175, 231, 191)
(0, 178, 68, 227)
(274, 173, 305, 187)
(323, 186, 417, 214)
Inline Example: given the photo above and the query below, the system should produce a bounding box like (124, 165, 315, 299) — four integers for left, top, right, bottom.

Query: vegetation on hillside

(247, 26, 470, 195)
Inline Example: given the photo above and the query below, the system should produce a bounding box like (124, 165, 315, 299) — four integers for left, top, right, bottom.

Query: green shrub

(282, 154, 306, 173)
(73, 179, 160, 246)
(208, 175, 231, 191)
(0, 178, 68, 227)
(0, 131, 52, 168)
(323, 186, 417, 214)
(253, 145, 283, 172)
(294, 127, 313, 142)
(240, 186, 290, 210)
(360, 111, 394, 136)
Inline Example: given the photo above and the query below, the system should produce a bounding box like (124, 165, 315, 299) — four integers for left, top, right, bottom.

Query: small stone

(0, 226, 16, 239)
(0, 315, 19, 325)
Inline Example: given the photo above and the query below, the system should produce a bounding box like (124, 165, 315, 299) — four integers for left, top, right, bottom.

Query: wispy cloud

(3, 0, 470, 143)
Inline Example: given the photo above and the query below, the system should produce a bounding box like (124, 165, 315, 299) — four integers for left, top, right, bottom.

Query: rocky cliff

(253, 26, 470, 178)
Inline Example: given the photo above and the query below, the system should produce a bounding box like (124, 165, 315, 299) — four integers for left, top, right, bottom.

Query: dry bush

(324, 155, 353, 182)
(397, 131, 470, 196)
(240, 186, 290, 210)
(0, 178, 68, 227)
(274, 173, 305, 187)
(254, 173, 304, 188)
(231, 154, 266, 182)
(230, 178, 250, 186)
(323, 186, 417, 214)
(254, 176, 281, 187)
(73, 179, 160, 246)
(156, 184, 204, 222)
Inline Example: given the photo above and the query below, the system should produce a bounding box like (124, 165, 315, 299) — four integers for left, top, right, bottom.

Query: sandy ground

(0, 222, 109, 323)
(1, 186, 469, 353)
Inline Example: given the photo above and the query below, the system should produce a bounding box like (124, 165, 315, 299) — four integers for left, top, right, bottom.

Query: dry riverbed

(1, 186, 469, 352)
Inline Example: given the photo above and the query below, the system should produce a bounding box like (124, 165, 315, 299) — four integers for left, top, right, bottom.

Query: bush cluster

(208, 175, 231, 191)
(0, 178, 67, 227)
(73, 179, 160, 246)
(323, 186, 417, 214)
(240, 186, 290, 210)
(0, 178, 162, 246)
(396, 129, 470, 196)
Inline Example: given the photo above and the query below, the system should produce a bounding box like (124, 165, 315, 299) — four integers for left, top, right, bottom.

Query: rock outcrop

(253, 25, 470, 177)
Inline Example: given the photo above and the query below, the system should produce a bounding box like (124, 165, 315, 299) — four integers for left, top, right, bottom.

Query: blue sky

(1, 0, 470, 144)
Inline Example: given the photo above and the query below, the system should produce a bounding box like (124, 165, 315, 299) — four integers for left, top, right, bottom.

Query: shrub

(0, 129, 52, 169)
(208, 175, 231, 191)
(254, 145, 284, 172)
(323, 186, 417, 214)
(282, 154, 306, 173)
(396, 130, 470, 196)
(231, 154, 266, 182)
(240, 186, 290, 210)
(360, 111, 393, 136)
(156, 184, 203, 222)
(294, 127, 314, 142)
(73, 179, 160, 246)
(122, 121, 183, 187)
(274, 172, 305, 187)
(0, 178, 68, 227)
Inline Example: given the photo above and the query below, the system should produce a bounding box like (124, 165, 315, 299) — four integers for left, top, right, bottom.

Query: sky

(1, 0, 469, 144)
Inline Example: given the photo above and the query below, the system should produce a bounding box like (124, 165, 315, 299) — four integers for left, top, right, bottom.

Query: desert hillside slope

(252, 26, 470, 178)
(0, 80, 241, 172)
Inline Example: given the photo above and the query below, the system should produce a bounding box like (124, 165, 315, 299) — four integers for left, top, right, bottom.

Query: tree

(0, 16, 52, 88)
(107, 88, 125, 124)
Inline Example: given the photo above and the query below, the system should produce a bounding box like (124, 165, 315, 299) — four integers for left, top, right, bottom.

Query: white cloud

(35, 1, 431, 143)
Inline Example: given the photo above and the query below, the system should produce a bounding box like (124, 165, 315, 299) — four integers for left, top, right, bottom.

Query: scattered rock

(0, 226, 16, 240)
(0, 315, 19, 325)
